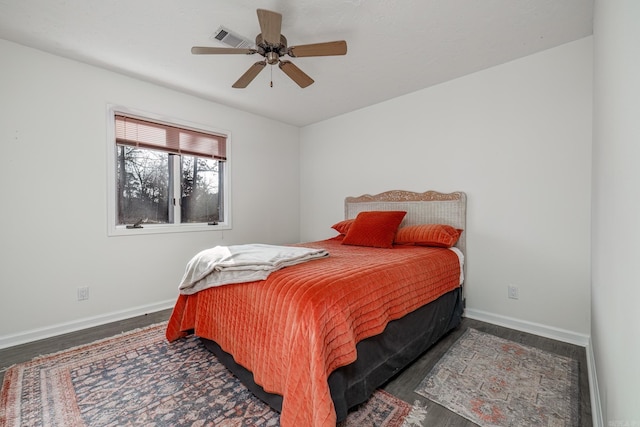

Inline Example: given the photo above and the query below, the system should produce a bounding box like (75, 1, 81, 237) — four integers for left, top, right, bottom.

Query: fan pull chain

(270, 65, 273, 87)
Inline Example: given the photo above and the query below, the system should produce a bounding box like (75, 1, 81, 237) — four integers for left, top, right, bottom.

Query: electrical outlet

(77, 286, 89, 301)
(507, 284, 519, 300)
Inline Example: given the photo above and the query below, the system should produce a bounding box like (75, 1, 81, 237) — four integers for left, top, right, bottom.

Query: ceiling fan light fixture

(266, 51, 279, 65)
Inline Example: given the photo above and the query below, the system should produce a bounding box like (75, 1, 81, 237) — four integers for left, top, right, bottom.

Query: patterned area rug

(0, 322, 426, 427)
(415, 328, 579, 427)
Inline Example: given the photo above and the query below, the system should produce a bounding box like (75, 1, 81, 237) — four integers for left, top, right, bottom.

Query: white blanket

(179, 243, 329, 295)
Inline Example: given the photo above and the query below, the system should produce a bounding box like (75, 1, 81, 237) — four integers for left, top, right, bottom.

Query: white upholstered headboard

(344, 190, 467, 257)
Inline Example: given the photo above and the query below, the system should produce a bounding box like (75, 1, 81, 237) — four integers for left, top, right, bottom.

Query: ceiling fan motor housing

(256, 34, 287, 64)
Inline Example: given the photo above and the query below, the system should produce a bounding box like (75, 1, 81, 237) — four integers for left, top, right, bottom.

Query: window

(107, 107, 230, 235)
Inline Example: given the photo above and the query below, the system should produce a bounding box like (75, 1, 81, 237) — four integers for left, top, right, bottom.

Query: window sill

(108, 222, 231, 237)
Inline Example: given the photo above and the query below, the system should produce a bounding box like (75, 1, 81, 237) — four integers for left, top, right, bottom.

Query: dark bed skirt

(200, 287, 463, 422)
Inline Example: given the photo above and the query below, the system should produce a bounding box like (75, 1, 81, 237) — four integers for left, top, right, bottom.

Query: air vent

(211, 26, 255, 49)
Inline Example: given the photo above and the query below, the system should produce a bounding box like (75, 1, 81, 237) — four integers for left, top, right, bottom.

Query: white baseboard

(0, 299, 174, 350)
(464, 308, 603, 427)
(464, 308, 590, 346)
(586, 337, 604, 427)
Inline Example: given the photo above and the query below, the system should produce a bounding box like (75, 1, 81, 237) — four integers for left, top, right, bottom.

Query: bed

(165, 189, 467, 427)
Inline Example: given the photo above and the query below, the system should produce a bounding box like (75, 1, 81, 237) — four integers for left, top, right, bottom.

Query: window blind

(115, 114, 227, 160)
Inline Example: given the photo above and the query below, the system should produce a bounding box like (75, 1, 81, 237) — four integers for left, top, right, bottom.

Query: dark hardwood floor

(0, 312, 591, 426)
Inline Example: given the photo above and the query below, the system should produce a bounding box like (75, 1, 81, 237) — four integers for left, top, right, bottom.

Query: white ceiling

(0, 0, 593, 127)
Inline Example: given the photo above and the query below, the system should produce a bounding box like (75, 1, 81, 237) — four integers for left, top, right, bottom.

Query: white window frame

(106, 105, 232, 236)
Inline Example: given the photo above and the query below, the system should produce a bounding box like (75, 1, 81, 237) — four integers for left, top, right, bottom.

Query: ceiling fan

(191, 9, 347, 89)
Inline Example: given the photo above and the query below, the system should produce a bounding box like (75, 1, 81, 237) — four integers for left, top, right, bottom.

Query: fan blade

(279, 61, 314, 88)
(232, 61, 267, 88)
(288, 40, 347, 57)
(257, 9, 282, 45)
(192, 46, 256, 55)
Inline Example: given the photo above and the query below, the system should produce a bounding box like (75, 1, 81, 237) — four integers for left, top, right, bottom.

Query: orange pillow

(342, 211, 407, 248)
(394, 224, 463, 248)
(331, 219, 355, 235)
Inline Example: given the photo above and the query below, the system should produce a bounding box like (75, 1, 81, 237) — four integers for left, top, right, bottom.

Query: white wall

(592, 1, 640, 424)
(0, 39, 300, 345)
(300, 37, 593, 337)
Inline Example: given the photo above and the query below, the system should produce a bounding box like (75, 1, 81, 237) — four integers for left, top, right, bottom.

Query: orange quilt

(165, 238, 461, 427)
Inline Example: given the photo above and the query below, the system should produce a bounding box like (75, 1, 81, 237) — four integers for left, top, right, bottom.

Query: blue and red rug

(0, 322, 425, 427)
